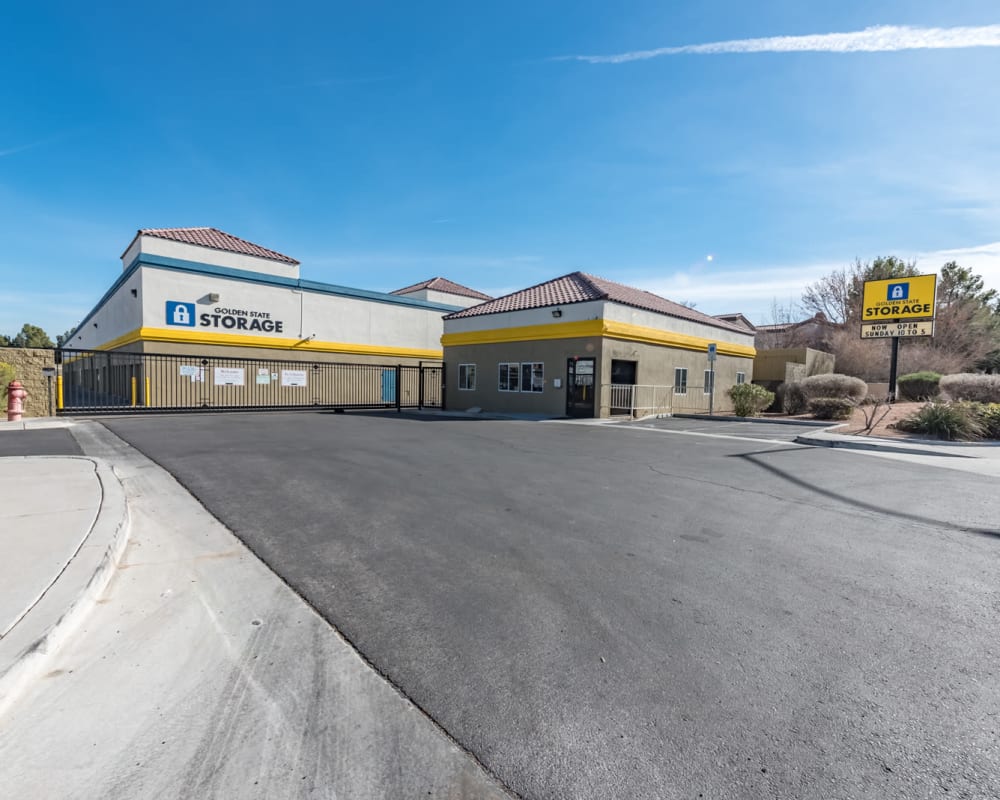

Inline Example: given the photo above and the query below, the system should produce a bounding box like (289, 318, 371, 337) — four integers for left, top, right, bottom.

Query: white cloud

(912, 242, 1000, 288)
(562, 24, 1000, 64)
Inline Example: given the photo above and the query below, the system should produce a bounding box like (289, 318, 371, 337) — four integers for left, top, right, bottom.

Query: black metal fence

(55, 349, 444, 414)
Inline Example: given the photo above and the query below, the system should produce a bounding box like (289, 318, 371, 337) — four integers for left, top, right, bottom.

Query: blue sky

(2, 1, 1000, 339)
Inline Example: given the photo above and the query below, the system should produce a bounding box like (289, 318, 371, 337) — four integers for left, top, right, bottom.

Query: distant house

(713, 313, 756, 333)
(754, 312, 834, 350)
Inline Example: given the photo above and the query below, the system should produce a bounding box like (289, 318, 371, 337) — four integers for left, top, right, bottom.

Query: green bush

(939, 373, 1000, 404)
(780, 381, 808, 415)
(895, 402, 985, 441)
(807, 397, 855, 420)
(728, 383, 775, 417)
(896, 371, 941, 401)
(0, 362, 15, 396)
(977, 404, 1000, 439)
(800, 373, 868, 403)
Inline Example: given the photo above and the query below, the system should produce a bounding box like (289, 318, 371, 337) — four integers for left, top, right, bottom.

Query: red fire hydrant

(7, 380, 27, 422)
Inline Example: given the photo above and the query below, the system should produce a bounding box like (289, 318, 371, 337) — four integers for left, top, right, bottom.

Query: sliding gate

(56, 349, 444, 415)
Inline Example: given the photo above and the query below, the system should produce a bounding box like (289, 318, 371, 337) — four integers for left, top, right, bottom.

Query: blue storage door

(381, 369, 396, 403)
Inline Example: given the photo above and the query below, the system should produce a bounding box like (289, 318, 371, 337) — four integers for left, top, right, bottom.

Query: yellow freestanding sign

(861, 274, 937, 322)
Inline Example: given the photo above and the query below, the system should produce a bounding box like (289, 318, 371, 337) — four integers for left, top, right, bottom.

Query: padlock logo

(887, 283, 908, 301)
(166, 301, 196, 327)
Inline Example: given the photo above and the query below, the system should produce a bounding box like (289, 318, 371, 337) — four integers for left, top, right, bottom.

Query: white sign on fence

(213, 367, 245, 386)
(281, 369, 308, 387)
(180, 365, 205, 382)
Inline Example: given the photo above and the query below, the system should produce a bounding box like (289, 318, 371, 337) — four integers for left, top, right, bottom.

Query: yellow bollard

(145, 376, 151, 407)
(131, 376, 137, 407)
(56, 375, 64, 411)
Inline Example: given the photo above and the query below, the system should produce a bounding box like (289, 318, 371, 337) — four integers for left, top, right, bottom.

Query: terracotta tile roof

(443, 271, 751, 334)
(391, 276, 492, 300)
(135, 227, 299, 265)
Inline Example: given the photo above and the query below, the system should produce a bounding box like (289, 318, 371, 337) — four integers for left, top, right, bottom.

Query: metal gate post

(395, 365, 402, 412)
(418, 366, 425, 409)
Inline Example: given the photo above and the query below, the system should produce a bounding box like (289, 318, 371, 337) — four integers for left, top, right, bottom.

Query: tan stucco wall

(0, 347, 57, 417)
(754, 347, 834, 382)
(445, 337, 604, 416)
(127, 340, 433, 366)
(444, 336, 754, 417)
(600, 339, 753, 415)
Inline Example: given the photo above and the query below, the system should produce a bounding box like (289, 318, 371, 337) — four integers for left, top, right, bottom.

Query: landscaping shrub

(939, 373, 1000, 404)
(896, 371, 941, 401)
(978, 404, 1000, 439)
(728, 383, 775, 417)
(799, 373, 868, 404)
(895, 402, 985, 441)
(781, 381, 807, 415)
(807, 397, 855, 420)
(0, 362, 14, 396)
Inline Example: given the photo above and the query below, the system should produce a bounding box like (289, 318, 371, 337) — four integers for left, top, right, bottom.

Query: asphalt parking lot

(100, 411, 999, 800)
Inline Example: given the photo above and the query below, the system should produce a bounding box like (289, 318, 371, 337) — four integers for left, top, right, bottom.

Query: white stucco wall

(396, 288, 486, 309)
(121, 235, 300, 280)
(66, 272, 144, 350)
(139, 267, 446, 351)
(602, 302, 754, 347)
(443, 301, 605, 334)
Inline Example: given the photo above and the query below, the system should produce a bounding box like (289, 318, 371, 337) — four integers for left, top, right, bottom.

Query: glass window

(520, 362, 544, 393)
(458, 363, 476, 391)
(498, 363, 520, 392)
(703, 370, 715, 395)
(674, 368, 687, 394)
(736, 372, 746, 385)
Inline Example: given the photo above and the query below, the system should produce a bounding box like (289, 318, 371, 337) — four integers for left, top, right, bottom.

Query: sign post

(42, 366, 56, 416)
(861, 275, 937, 402)
(707, 343, 717, 415)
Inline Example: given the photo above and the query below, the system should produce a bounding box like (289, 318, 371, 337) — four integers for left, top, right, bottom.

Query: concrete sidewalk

(0, 454, 129, 716)
(0, 421, 514, 799)
(794, 428, 1000, 478)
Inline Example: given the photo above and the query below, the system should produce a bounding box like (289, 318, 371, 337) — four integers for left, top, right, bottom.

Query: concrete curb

(793, 434, 977, 459)
(0, 418, 76, 433)
(0, 457, 130, 716)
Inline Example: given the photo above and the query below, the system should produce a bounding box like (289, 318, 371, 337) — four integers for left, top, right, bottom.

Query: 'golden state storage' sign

(861, 274, 937, 321)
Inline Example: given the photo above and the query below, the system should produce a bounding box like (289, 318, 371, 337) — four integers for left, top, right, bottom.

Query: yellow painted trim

(442, 320, 604, 347)
(601, 321, 757, 358)
(442, 319, 756, 358)
(94, 327, 443, 361)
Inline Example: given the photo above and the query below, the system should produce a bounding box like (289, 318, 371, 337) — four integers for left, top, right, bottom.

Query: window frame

(520, 362, 544, 393)
(736, 371, 746, 385)
(674, 367, 688, 395)
(498, 362, 520, 392)
(703, 369, 715, 395)
(458, 363, 477, 391)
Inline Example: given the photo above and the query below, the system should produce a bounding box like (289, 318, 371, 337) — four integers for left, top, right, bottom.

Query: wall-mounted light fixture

(130, 288, 138, 297)
(208, 292, 220, 303)
(552, 308, 563, 318)
(93, 322, 98, 328)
